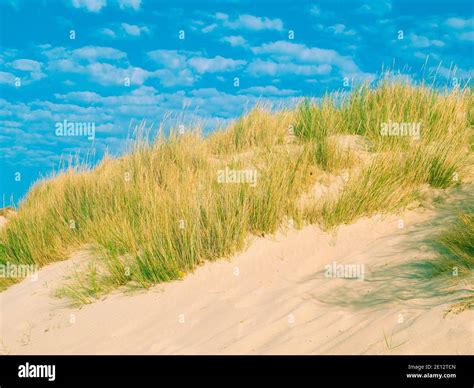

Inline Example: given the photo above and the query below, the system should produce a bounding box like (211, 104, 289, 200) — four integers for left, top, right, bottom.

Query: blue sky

(0, 0, 473, 204)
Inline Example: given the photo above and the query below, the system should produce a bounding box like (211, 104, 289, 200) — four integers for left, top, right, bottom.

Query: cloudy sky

(0, 0, 473, 203)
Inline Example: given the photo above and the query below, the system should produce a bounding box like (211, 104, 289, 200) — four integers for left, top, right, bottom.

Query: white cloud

(238, 85, 297, 96)
(215, 12, 229, 21)
(409, 33, 444, 48)
(148, 50, 188, 68)
(329, 24, 356, 36)
(147, 50, 197, 86)
(188, 56, 246, 73)
(100, 28, 117, 38)
(40, 45, 66, 59)
(459, 31, 474, 41)
(71, 0, 141, 12)
(56, 86, 163, 106)
(88, 62, 151, 85)
(47, 54, 151, 86)
(443, 17, 474, 42)
(47, 58, 76, 73)
(98, 24, 150, 39)
(226, 14, 284, 31)
(41, 45, 131, 85)
(147, 49, 246, 84)
(212, 13, 283, 32)
(153, 68, 196, 87)
(121, 23, 150, 36)
(202, 24, 218, 33)
(117, 0, 141, 10)
(221, 35, 248, 47)
(71, 0, 106, 12)
(72, 46, 127, 61)
(55, 91, 103, 103)
(0, 71, 16, 86)
(247, 59, 331, 77)
(251, 41, 360, 74)
(445, 17, 474, 29)
(10, 59, 42, 72)
(4, 59, 46, 83)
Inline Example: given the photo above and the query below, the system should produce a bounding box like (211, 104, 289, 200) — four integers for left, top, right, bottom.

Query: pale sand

(0, 188, 472, 355)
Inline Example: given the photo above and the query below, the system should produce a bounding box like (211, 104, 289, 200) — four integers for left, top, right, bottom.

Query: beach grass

(436, 210, 473, 278)
(0, 79, 472, 305)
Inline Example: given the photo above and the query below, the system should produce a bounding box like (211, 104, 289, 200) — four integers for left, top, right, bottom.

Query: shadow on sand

(312, 183, 473, 309)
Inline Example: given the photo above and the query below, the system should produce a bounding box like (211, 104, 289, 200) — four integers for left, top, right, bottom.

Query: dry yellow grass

(0, 80, 472, 305)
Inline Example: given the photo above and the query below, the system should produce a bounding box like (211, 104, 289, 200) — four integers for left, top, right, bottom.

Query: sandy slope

(0, 188, 472, 355)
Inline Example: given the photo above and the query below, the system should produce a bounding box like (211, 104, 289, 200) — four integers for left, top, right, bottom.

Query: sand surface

(0, 187, 472, 355)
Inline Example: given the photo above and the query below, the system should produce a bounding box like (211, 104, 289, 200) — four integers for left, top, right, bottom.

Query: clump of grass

(208, 103, 293, 154)
(339, 79, 471, 148)
(56, 263, 109, 306)
(320, 153, 421, 228)
(56, 246, 136, 306)
(319, 148, 465, 229)
(318, 101, 470, 228)
(293, 97, 358, 172)
(436, 211, 473, 278)
(294, 99, 330, 169)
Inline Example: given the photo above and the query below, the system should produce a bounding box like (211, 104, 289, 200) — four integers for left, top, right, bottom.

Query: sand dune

(0, 187, 472, 355)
